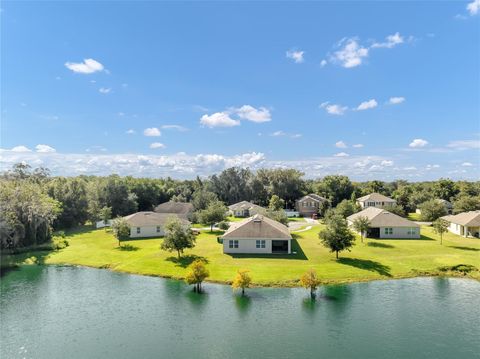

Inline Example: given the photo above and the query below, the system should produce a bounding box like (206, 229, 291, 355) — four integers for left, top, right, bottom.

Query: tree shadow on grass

(116, 244, 139, 251)
(448, 246, 480, 252)
(367, 242, 395, 249)
(166, 255, 209, 268)
(337, 258, 392, 277)
(227, 239, 307, 260)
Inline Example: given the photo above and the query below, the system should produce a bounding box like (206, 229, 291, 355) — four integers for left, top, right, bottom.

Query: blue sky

(1, 1, 479, 180)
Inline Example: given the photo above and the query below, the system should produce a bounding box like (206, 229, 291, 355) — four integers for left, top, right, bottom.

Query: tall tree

(197, 200, 227, 231)
(316, 175, 354, 207)
(418, 200, 447, 221)
(433, 179, 458, 201)
(268, 195, 285, 211)
(160, 217, 196, 258)
(453, 195, 480, 214)
(319, 215, 355, 259)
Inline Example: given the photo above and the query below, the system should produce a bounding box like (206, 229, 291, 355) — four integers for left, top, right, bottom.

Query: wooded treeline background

(1, 163, 479, 249)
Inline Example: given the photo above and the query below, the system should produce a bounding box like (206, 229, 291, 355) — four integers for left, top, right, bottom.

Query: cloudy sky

(1, 1, 479, 180)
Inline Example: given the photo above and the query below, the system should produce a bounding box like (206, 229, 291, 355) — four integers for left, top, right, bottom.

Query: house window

(384, 228, 393, 235)
(256, 240, 266, 248)
(407, 228, 416, 235)
(136, 227, 141, 234)
(229, 240, 239, 249)
(156, 226, 161, 233)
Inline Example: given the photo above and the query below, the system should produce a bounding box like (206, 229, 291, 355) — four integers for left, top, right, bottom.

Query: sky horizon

(1, 1, 479, 180)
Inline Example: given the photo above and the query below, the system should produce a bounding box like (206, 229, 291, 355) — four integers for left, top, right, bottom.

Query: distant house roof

(357, 193, 396, 203)
(124, 211, 190, 227)
(154, 201, 194, 216)
(441, 211, 480, 226)
(436, 199, 453, 208)
(222, 214, 291, 239)
(347, 207, 419, 228)
(297, 193, 327, 203)
(228, 201, 263, 212)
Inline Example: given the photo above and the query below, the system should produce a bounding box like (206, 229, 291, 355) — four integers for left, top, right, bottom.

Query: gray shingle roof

(441, 211, 480, 226)
(347, 207, 419, 228)
(124, 212, 190, 227)
(297, 194, 327, 203)
(222, 214, 291, 239)
(357, 193, 396, 203)
(228, 201, 264, 212)
(154, 202, 194, 215)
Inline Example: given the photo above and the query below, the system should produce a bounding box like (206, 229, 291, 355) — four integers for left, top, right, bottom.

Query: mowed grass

(33, 224, 480, 286)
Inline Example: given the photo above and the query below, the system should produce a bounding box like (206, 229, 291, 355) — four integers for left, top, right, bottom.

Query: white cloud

(403, 166, 417, 171)
(286, 49, 305, 63)
(409, 138, 429, 148)
(467, 0, 480, 15)
(35, 144, 56, 153)
(11, 145, 32, 152)
(356, 99, 378, 111)
(381, 160, 394, 166)
(461, 162, 473, 167)
(447, 139, 480, 150)
(270, 131, 286, 137)
(291, 134, 302, 139)
(161, 125, 188, 132)
(99, 87, 111, 94)
(389, 96, 405, 105)
(335, 141, 347, 148)
(118, 112, 125, 117)
(334, 152, 349, 157)
(150, 142, 166, 149)
(353, 144, 364, 148)
(332, 38, 369, 68)
(65, 58, 104, 74)
(126, 129, 136, 135)
(233, 105, 271, 123)
(320, 102, 348, 115)
(371, 32, 404, 48)
(200, 112, 240, 128)
(426, 164, 440, 170)
(143, 128, 161, 137)
(320, 59, 327, 67)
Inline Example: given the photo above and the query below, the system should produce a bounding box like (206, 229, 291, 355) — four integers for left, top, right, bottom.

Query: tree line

(1, 163, 479, 249)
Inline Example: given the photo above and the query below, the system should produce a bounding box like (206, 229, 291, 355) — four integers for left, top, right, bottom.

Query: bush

(52, 235, 69, 250)
(218, 221, 230, 230)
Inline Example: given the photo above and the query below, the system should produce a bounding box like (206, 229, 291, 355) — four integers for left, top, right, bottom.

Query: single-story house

(356, 193, 396, 209)
(416, 199, 453, 215)
(441, 211, 480, 238)
(228, 201, 264, 217)
(295, 193, 328, 218)
(123, 211, 190, 238)
(154, 201, 194, 220)
(221, 214, 292, 254)
(347, 207, 420, 239)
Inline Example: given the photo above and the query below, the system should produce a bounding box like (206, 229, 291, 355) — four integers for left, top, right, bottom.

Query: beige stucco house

(295, 193, 328, 218)
(228, 201, 264, 217)
(357, 193, 396, 209)
(123, 211, 190, 238)
(441, 211, 480, 238)
(347, 207, 420, 239)
(221, 214, 292, 254)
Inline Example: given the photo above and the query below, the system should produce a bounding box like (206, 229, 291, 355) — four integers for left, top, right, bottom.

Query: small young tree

(197, 200, 227, 232)
(111, 217, 130, 247)
(352, 216, 370, 243)
(300, 269, 321, 299)
(432, 218, 449, 245)
(218, 221, 230, 231)
(99, 206, 112, 230)
(269, 195, 285, 211)
(161, 217, 196, 258)
(319, 215, 355, 259)
(232, 269, 252, 296)
(185, 259, 209, 292)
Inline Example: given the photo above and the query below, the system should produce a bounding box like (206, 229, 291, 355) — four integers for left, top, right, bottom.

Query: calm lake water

(1, 266, 479, 359)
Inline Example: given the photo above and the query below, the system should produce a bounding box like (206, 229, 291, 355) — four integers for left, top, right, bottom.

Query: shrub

(218, 221, 230, 230)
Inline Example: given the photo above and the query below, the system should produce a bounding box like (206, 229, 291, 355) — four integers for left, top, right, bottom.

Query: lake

(1, 266, 479, 359)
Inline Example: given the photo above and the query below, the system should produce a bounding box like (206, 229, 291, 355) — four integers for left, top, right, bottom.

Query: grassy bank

(4, 225, 479, 286)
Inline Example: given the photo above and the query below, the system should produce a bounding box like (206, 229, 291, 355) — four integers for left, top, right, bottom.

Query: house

(356, 193, 396, 209)
(154, 201, 194, 220)
(440, 211, 480, 238)
(221, 214, 292, 254)
(123, 211, 190, 238)
(228, 201, 264, 217)
(347, 207, 420, 239)
(416, 199, 453, 215)
(295, 193, 328, 218)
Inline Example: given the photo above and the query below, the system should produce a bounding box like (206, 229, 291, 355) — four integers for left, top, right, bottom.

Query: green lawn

(6, 225, 479, 286)
(226, 216, 245, 222)
(408, 212, 421, 221)
(288, 217, 306, 222)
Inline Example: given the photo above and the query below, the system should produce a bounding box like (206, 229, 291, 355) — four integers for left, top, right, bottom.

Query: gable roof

(124, 211, 190, 227)
(297, 193, 327, 203)
(154, 201, 194, 215)
(347, 207, 419, 228)
(441, 211, 480, 226)
(357, 193, 396, 203)
(228, 201, 263, 211)
(222, 214, 291, 239)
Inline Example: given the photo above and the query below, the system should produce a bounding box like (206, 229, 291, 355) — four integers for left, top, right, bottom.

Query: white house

(441, 211, 480, 238)
(347, 207, 420, 239)
(356, 193, 396, 209)
(123, 211, 190, 238)
(222, 214, 292, 254)
(228, 201, 264, 217)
